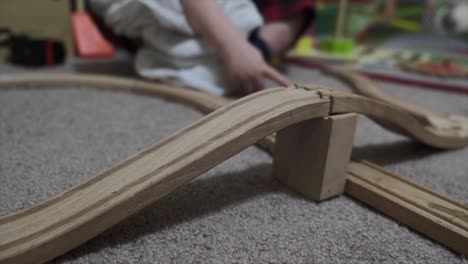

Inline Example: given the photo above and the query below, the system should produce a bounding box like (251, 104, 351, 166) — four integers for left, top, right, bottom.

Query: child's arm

(180, 0, 292, 95)
(384, 0, 398, 25)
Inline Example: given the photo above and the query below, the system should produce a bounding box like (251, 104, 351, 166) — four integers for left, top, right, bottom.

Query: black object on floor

(0, 28, 66, 67)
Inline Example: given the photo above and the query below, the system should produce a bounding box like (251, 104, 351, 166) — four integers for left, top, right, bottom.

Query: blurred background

(0, 0, 468, 93)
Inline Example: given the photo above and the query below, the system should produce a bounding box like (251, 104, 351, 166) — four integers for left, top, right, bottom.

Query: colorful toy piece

(292, 36, 314, 55)
(319, 36, 354, 55)
(318, 0, 355, 55)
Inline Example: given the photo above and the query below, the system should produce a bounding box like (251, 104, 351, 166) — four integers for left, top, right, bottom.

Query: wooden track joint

(1, 72, 468, 262)
(294, 83, 340, 114)
(295, 83, 335, 99)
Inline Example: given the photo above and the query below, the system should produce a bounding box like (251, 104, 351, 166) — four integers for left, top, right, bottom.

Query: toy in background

(293, 0, 468, 55)
(291, 0, 428, 60)
(71, 0, 115, 58)
(0, 0, 73, 64)
(429, 0, 468, 34)
(319, 0, 355, 55)
(0, 28, 66, 67)
(359, 0, 468, 36)
(288, 0, 468, 94)
(350, 0, 427, 44)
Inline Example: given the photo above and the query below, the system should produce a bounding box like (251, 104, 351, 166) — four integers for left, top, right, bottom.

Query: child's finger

(265, 66, 293, 87)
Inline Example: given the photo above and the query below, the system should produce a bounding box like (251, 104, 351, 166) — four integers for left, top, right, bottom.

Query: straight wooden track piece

(274, 113, 357, 201)
(346, 160, 468, 256)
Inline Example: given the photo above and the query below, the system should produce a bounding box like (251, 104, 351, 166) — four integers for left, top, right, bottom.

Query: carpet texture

(0, 64, 467, 263)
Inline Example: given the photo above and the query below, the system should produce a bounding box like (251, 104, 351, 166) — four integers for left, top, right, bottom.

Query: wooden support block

(273, 113, 357, 201)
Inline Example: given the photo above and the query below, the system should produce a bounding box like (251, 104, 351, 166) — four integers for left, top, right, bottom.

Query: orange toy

(71, 0, 115, 58)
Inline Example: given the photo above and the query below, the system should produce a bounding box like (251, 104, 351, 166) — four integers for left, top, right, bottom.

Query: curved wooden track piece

(0, 72, 467, 263)
(0, 86, 330, 263)
(319, 65, 468, 138)
(0, 73, 231, 113)
(1, 72, 467, 149)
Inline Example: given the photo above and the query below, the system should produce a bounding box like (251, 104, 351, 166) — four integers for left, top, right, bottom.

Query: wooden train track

(346, 161, 468, 257)
(0, 70, 467, 263)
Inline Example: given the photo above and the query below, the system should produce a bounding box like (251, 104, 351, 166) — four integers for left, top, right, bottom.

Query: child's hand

(222, 39, 292, 96)
(181, 0, 292, 96)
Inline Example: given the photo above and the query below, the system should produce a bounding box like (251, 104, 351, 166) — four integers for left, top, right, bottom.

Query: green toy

(319, 37, 354, 55)
(319, 0, 355, 55)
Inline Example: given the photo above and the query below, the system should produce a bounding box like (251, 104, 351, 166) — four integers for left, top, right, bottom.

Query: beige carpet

(1, 63, 467, 263)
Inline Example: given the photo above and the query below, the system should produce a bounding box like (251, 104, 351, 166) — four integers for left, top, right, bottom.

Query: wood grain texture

(1, 73, 467, 149)
(294, 83, 468, 149)
(1, 70, 467, 262)
(0, 73, 231, 113)
(319, 65, 468, 139)
(274, 113, 357, 201)
(0, 87, 330, 263)
(319, 65, 438, 118)
(330, 92, 468, 149)
(346, 161, 468, 256)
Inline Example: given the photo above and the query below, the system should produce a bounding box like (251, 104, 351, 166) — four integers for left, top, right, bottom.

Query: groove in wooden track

(318, 65, 468, 141)
(0, 85, 331, 264)
(1, 71, 467, 263)
(1, 73, 467, 149)
(346, 160, 468, 256)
